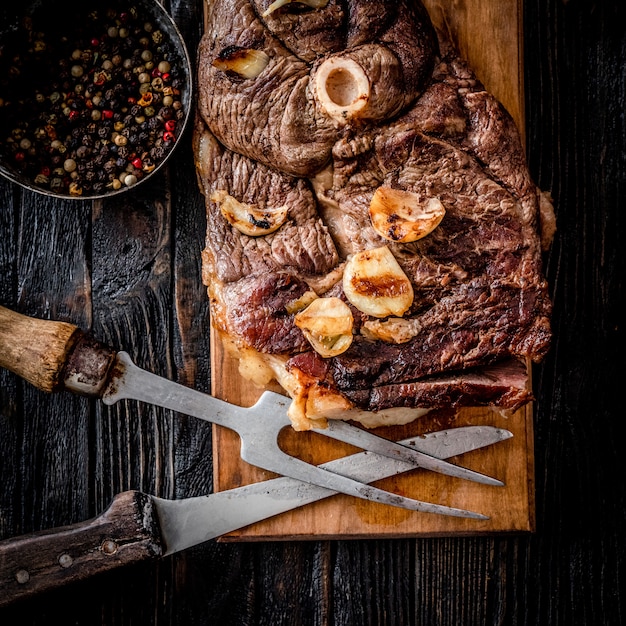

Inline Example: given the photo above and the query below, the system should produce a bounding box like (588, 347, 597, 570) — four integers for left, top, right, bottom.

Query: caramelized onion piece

(342, 246, 414, 318)
(294, 297, 354, 358)
(212, 47, 269, 79)
(211, 190, 288, 236)
(369, 186, 446, 243)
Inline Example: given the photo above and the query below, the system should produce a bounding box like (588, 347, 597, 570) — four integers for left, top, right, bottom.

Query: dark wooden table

(1, 1, 624, 624)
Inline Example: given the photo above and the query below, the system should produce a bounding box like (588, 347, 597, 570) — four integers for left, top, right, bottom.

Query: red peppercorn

(165, 120, 176, 132)
(102, 109, 114, 119)
(69, 110, 80, 121)
(163, 131, 175, 142)
(14, 152, 25, 162)
(127, 96, 137, 105)
(41, 166, 51, 176)
(91, 37, 100, 47)
(161, 72, 171, 82)
(131, 157, 143, 169)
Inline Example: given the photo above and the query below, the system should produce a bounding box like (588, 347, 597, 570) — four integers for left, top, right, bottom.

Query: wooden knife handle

(0, 305, 116, 396)
(0, 491, 163, 607)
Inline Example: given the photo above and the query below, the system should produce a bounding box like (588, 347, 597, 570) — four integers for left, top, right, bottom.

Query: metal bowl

(0, 0, 193, 199)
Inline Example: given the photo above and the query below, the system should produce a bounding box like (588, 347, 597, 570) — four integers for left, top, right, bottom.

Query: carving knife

(0, 425, 512, 606)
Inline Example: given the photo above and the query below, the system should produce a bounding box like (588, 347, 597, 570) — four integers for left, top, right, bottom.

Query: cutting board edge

(216, 527, 534, 543)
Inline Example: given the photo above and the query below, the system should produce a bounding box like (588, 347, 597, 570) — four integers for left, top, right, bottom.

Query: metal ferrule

(62, 332, 117, 397)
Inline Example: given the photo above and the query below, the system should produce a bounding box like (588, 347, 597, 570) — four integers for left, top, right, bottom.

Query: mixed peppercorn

(0, 3, 187, 197)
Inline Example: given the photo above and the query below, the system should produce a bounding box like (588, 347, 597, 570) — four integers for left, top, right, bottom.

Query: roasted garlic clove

(211, 190, 288, 236)
(343, 246, 414, 318)
(294, 297, 354, 358)
(361, 317, 419, 344)
(262, 0, 329, 18)
(369, 186, 446, 243)
(212, 47, 270, 79)
(285, 290, 319, 315)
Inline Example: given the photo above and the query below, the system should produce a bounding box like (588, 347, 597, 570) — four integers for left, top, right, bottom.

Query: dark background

(1, 0, 624, 623)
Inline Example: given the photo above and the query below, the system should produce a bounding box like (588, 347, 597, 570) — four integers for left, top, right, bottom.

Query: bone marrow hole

(325, 68, 360, 107)
(314, 57, 370, 121)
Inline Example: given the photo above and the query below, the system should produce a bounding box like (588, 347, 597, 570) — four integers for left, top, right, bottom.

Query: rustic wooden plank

(91, 179, 175, 503)
(211, 0, 534, 540)
(216, 405, 533, 539)
(521, 1, 626, 624)
(12, 193, 93, 536)
(0, 180, 20, 541)
(88, 174, 178, 623)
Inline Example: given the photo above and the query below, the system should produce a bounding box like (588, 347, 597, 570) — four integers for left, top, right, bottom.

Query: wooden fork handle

(0, 305, 116, 396)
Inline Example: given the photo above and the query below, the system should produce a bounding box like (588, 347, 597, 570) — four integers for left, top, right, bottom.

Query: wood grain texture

(0, 0, 624, 623)
(210, 0, 535, 539)
(424, 0, 525, 135)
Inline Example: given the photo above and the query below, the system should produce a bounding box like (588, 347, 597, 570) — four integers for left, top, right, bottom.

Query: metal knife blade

(155, 425, 513, 553)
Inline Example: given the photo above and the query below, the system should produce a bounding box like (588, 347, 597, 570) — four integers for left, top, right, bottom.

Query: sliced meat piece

(287, 353, 532, 412)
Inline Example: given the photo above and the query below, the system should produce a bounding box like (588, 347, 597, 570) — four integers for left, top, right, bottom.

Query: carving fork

(0, 305, 504, 519)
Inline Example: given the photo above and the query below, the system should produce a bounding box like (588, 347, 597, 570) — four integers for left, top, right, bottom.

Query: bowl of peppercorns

(0, 0, 192, 199)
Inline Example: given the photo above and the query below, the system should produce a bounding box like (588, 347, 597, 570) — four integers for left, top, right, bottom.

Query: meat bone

(0, 424, 512, 606)
(0, 305, 503, 517)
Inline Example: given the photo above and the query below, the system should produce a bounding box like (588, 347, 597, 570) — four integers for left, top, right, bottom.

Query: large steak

(194, 0, 555, 430)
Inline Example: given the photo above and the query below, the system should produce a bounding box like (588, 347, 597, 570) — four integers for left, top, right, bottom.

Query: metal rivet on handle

(58, 553, 73, 568)
(15, 569, 30, 584)
(101, 539, 118, 555)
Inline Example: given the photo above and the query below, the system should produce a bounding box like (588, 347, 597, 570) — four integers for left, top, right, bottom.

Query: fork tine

(238, 435, 489, 520)
(316, 419, 505, 486)
(237, 395, 489, 519)
(251, 391, 503, 486)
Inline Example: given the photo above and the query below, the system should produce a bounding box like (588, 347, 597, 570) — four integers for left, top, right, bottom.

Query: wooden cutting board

(210, 0, 534, 540)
